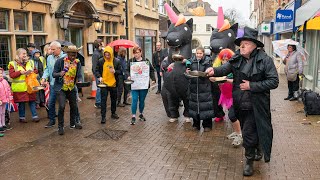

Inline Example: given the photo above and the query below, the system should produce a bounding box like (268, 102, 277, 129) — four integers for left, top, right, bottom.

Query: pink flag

(44, 83, 50, 106)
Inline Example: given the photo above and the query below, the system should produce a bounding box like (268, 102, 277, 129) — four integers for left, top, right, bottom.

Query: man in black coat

(92, 39, 104, 108)
(206, 27, 279, 176)
(152, 42, 168, 94)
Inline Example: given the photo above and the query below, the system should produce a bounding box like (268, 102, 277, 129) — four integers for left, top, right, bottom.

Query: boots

(243, 148, 255, 176)
(255, 146, 263, 161)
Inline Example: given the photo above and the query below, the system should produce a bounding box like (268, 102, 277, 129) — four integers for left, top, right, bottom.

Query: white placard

(130, 61, 150, 90)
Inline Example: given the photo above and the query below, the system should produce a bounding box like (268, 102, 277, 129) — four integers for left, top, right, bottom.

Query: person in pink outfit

(0, 68, 12, 133)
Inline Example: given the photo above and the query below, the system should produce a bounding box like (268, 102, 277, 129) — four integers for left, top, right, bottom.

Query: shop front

(135, 28, 157, 63)
(295, 0, 320, 92)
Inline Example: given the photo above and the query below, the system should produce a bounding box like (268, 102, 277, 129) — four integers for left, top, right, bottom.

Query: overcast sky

(208, 0, 251, 25)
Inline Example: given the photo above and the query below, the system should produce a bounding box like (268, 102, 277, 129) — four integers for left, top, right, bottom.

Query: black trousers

(212, 83, 225, 118)
(161, 86, 171, 118)
(117, 75, 129, 103)
(238, 110, 259, 149)
(155, 67, 162, 92)
(287, 75, 300, 98)
(57, 89, 77, 128)
(101, 86, 117, 118)
(193, 114, 212, 129)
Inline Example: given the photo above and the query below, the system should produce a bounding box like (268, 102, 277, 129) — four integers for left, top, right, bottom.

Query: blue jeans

(131, 89, 148, 115)
(95, 76, 101, 105)
(18, 101, 38, 119)
(48, 85, 57, 124)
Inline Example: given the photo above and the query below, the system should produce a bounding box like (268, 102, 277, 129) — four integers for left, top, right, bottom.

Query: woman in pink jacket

(0, 68, 11, 133)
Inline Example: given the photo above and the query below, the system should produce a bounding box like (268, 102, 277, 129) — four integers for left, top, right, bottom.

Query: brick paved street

(1, 75, 320, 180)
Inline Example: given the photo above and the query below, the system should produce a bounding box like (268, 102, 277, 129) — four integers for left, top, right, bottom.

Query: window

(106, 37, 112, 44)
(193, 24, 196, 32)
(34, 36, 45, 52)
(145, 0, 148, 7)
(0, 36, 10, 70)
(32, 13, 43, 32)
(113, 36, 118, 41)
(112, 22, 117, 34)
(0, 10, 8, 31)
(16, 35, 29, 49)
(14, 11, 28, 31)
(105, 21, 111, 34)
(206, 24, 211, 32)
(152, 0, 156, 9)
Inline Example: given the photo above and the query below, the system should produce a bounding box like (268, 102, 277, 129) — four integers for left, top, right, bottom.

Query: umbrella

(272, 39, 309, 61)
(107, 39, 138, 48)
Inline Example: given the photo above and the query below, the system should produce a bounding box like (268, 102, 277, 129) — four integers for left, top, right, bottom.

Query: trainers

(45, 122, 55, 128)
(101, 118, 106, 124)
(130, 117, 136, 125)
(70, 125, 76, 129)
(58, 127, 64, 135)
(169, 118, 177, 122)
(227, 132, 238, 139)
(75, 123, 82, 129)
(0, 133, 4, 137)
(232, 134, 243, 147)
(139, 114, 146, 121)
(32, 117, 40, 123)
(111, 113, 119, 119)
(185, 117, 192, 123)
(117, 103, 125, 107)
(0, 127, 5, 133)
(94, 104, 101, 109)
(123, 102, 131, 105)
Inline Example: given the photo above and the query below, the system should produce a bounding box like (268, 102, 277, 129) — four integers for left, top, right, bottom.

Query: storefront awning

(298, 13, 320, 31)
(295, 0, 320, 26)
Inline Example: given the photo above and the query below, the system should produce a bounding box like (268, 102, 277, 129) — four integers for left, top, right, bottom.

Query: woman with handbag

(283, 44, 304, 101)
(8, 48, 39, 123)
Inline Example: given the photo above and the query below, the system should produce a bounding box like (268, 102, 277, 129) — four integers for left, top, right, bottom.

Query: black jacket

(152, 48, 168, 68)
(188, 56, 214, 120)
(95, 57, 122, 87)
(92, 49, 103, 74)
(213, 49, 279, 162)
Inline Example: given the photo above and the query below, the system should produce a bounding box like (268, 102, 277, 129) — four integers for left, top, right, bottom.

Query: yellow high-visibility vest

(8, 60, 34, 92)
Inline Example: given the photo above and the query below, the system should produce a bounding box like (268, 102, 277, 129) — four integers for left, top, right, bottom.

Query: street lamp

(93, 18, 103, 33)
(55, 14, 70, 40)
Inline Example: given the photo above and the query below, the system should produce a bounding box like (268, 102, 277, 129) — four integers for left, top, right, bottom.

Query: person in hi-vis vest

(8, 48, 39, 123)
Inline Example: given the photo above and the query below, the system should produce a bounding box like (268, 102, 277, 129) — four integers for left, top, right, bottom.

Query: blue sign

(276, 10, 293, 22)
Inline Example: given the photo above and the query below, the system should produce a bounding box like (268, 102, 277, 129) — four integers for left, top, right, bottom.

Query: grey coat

(284, 51, 303, 81)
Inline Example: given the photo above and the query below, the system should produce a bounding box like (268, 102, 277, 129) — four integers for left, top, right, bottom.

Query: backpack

(302, 90, 320, 116)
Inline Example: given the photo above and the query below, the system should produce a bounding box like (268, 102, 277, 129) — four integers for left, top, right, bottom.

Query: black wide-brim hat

(234, 26, 264, 47)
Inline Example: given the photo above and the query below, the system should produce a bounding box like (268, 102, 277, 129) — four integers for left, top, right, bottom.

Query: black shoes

(117, 103, 125, 107)
(111, 113, 119, 119)
(70, 123, 83, 129)
(58, 127, 64, 135)
(243, 160, 254, 176)
(284, 96, 293, 100)
(123, 102, 131, 105)
(45, 122, 55, 128)
(139, 114, 146, 121)
(94, 104, 101, 109)
(130, 117, 136, 125)
(101, 118, 106, 124)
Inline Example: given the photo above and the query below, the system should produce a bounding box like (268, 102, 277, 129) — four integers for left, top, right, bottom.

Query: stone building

(0, 0, 159, 76)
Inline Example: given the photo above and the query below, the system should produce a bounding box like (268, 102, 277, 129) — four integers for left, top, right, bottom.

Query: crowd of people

(0, 26, 286, 177)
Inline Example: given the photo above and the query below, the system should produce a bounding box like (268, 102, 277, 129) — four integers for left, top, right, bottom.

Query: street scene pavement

(1, 75, 320, 180)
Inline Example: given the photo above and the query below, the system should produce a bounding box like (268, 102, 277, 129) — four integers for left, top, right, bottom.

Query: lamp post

(124, 0, 129, 60)
(56, 14, 70, 41)
(93, 18, 103, 33)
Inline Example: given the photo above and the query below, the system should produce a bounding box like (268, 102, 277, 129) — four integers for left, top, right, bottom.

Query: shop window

(105, 21, 111, 34)
(16, 35, 29, 49)
(112, 22, 117, 34)
(34, 36, 45, 52)
(0, 10, 8, 31)
(14, 11, 28, 31)
(0, 36, 10, 70)
(206, 24, 211, 32)
(113, 36, 118, 41)
(32, 13, 43, 32)
(106, 37, 112, 44)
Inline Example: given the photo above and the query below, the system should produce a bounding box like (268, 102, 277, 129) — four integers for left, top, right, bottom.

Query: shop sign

(261, 23, 271, 34)
(276, 10, 293, 22)
(135, 29, 156, 37)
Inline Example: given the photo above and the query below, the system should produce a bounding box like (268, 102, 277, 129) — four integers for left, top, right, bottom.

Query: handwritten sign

(130, 61, 150, 90)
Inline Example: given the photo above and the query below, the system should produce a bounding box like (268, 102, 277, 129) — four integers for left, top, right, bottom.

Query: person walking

(41, 41, 66, 128)
(53, 45, 83, 135)
(283, 44, 303, 101)
(127, 47, 156, 125)
(92, 39, 104, 108)
(0, 68, 11, 133)
(152, 42, 167, 94)
(207, 27, 279, 176)
(8, 48, 39, 123)
(95, 46, 121, 124)
(116, 47, 130, 107)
